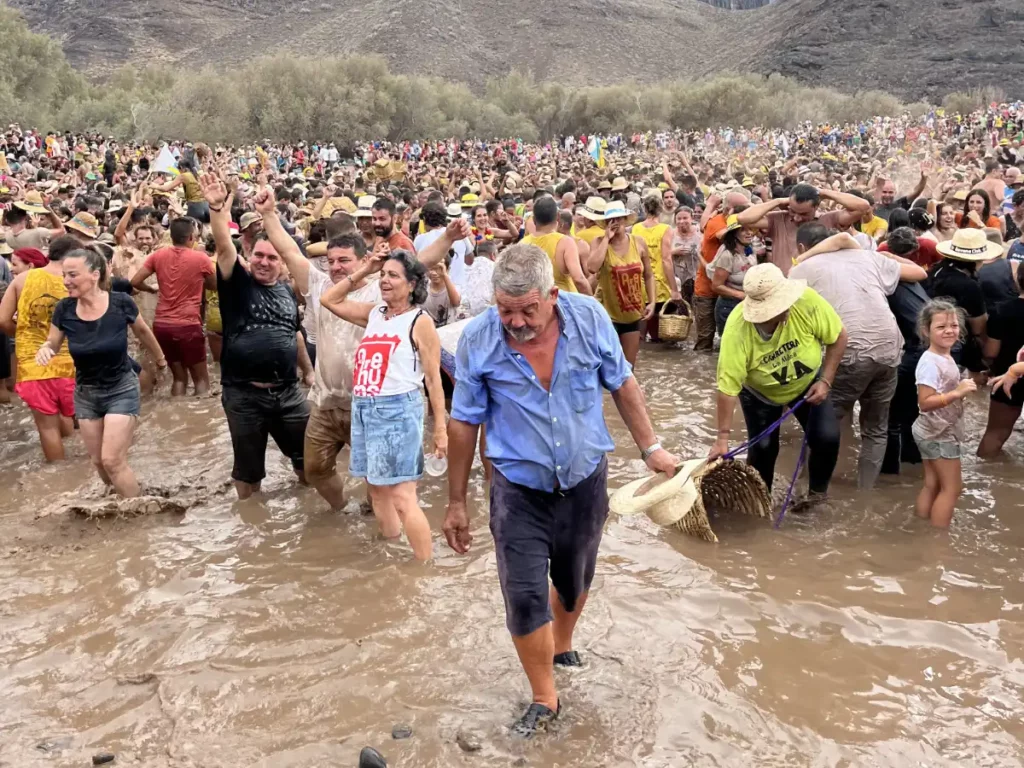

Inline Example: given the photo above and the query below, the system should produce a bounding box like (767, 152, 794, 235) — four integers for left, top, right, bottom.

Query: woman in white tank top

(320, 248, 446, 561)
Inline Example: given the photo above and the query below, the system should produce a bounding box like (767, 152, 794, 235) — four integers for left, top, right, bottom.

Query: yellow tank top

(181, 172, 204, 203)
(522, 232, 576, 293)
(597, 235, 645, 324)
(632, 220, 671, 303)
(577, 225, 606, 246)
(15, 269, 75, 382)
(205, 258, 222, 332)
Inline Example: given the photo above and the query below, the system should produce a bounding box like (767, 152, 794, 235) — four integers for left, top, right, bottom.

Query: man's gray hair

(492, 243, 555, 297)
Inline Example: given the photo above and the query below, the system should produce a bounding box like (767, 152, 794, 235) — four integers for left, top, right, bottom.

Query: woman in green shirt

(710, 263, 848, 503)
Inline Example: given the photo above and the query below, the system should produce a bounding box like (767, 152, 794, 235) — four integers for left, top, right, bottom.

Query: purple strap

(774, 432, 808, 529)
(723, 396, 807, 460)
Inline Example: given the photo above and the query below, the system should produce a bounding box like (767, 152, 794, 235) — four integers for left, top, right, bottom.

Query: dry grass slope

(8, 0, 1024, 100)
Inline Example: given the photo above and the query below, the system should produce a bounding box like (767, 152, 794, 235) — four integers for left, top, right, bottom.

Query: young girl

(912, 299, 977, 528)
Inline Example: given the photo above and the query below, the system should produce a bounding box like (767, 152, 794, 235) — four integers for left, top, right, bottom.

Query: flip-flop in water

(554, 650, 582, 667)
(511, 700, 561, 739)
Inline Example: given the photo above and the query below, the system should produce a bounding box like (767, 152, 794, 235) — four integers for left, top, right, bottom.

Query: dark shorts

(991, 378, 1024, 409)
(612, 320, 640, 335)
(75, 371, 141, 420)
(154, 323, 207, 367)
(186, 201, 210, 224)
(0, 333, 11, 379)
(222, 383, 310, 484)
(489, 457, 609, 637)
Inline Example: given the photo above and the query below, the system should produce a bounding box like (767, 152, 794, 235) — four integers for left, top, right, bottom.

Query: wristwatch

(640, 442, 662, 461)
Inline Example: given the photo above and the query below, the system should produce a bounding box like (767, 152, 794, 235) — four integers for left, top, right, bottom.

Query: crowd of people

(2, 101, 1024, 738)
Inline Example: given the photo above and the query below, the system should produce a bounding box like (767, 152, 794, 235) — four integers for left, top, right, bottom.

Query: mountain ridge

(7, 0, 1024, 101)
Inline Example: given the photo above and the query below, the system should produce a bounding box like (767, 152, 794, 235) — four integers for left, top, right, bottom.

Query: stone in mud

(358, 746, 387, 768)
(64, 495, 190, 519)
(35, 736, 72, 752)
(92, 753, 116, 765)
(391, 724, 412, 739)
(455, 729, 482, 752)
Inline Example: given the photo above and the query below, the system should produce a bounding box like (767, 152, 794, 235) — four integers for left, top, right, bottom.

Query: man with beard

(371, 198, 416, 254)
(201, 174, 311, 500)
(443, 243, 678, 739)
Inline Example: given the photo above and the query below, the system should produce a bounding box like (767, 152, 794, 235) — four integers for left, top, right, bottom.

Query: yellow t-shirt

(631, 220, 671, 303)
(716, 288, 843, 405)
(16, 269, 75, 382)
(522, 231, 576, 293)
(577, 224, 606, 246)
(596, 234, 645, 324)
(181, 172, 204, 203)
(861, 215, 888, 242)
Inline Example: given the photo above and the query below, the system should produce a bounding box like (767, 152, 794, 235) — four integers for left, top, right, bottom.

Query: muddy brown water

(2, 345, 1024, 768)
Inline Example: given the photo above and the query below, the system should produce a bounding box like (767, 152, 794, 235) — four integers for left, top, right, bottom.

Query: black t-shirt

(977, 259, 1018, 315)
(987, 297, 1024, 376)
(874, 197, 911, 222)
(928, 261, 986, 318)
(928, 260, 987, 371)
(887, 281, 929, 375)
(52, 291, 138, 387)
(1005, 212, 1021, 242)
(217, 258, 300, 386)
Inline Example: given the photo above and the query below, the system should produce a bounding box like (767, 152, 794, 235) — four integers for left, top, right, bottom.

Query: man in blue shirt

(443, 243, 678, 738)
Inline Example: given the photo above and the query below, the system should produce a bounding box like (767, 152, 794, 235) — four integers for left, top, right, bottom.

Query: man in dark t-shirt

(203, 173, 312, 499)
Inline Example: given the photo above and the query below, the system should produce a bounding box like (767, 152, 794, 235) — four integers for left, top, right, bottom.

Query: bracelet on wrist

(209, 203, 224, 213)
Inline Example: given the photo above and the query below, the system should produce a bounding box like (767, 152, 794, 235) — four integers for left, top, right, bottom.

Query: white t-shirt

(456, 257, 495, 319)
(912, 350, 964, 443)
(305, 268, 381, 409)
(414, 227, 473, 286)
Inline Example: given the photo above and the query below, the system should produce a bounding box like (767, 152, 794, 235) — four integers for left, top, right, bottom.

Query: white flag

(150, 144, 179, 176)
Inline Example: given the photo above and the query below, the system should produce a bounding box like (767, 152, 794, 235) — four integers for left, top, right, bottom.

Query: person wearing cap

(928, 229, 996, 378)
(586, 200, 656, 366)
(735, 183, 872, 275)
(130, 217, 216, 397)
(4, 192, 65, 252)
(0, 236, 84, 460)
(442, 243, 678, 738)
(353, 196, 377, 250)
(238, 211, 264, 261)
(791, 225, 928, 489)
(710, 263, 848, 505)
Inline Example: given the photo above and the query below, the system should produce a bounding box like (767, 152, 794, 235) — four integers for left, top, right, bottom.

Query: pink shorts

(15, 377, 76, 417)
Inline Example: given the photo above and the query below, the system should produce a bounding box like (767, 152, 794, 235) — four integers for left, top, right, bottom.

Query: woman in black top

(36, 248, 166, 497)
(978, 264, 1024, 457)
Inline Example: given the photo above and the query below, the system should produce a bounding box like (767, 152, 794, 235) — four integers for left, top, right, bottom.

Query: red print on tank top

(352, 334, 400, 396)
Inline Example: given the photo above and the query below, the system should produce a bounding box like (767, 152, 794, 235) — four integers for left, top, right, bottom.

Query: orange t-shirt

(143, 246, 215, 327)
(696, 213, 727, 298)
(954, 212, 1001, 230)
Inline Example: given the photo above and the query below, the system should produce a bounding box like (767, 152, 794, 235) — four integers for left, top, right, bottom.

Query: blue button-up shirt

(451, 292, 632, 492)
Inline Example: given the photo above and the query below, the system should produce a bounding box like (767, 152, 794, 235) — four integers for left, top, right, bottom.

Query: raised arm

(736, 197, 785, 230)
(199, 173, 238, 280)
(114, 194, 136, 246)
(254, 187, 309, 295)
(822, 188, 872, 228)
(417, 217, 472, 269)
(319, 253, 383, 326)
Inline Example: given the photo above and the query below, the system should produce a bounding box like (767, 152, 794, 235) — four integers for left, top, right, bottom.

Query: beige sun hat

(14, 190, 48, 214)
(446, 202, 464, 218)
(65, 212, 100, 239)
(602, 200, 637, 224)
(936, 228, 1005, 262)
(610, 459, 772, 543)
(353, 195, 376, 218)
(741, 263, 807, 323)
(611, 176, 628, 191)
(238, 211, 263, 231)
(577, 196, 608, 221)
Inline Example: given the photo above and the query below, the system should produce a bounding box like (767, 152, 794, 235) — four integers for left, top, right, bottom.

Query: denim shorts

(75, 371, 141, 420)
(912, 423, 962, 460)
(350, 391, 424, 486)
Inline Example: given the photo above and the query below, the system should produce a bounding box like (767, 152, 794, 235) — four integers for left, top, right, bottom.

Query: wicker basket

(659, 299, 693, 342)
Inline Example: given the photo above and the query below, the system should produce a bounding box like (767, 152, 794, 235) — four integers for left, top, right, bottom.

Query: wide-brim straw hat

(14, 191, 47, 214)
(741, 263, 807, 323)
(577, 196, 608, 221)
(602, 200, 637, 224)
(936, 228, 1005, 262)
(610, 458, 772, 543)
(446, 202, 464, 218)
(460, 193, 482, 209)
(611, 176, 628, 191)
(353, 195, 376, 218)
(65, 212, 100, 239)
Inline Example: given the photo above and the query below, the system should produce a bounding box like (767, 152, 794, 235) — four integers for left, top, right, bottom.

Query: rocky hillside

(7, 0, 1024, 101)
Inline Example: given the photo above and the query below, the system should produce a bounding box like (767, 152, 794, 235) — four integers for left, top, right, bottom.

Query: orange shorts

(15, 377, 76, 417)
